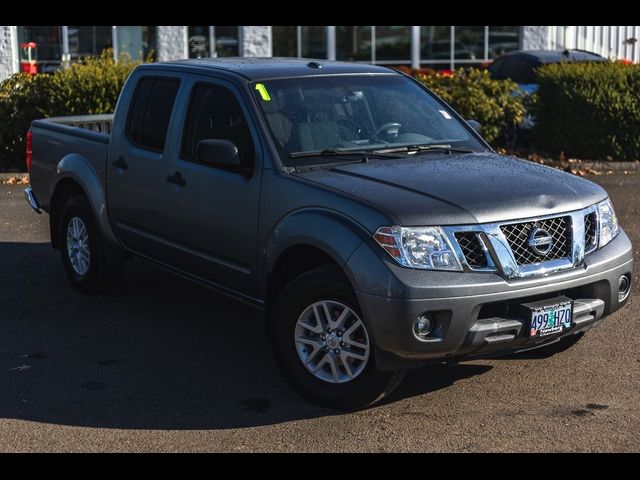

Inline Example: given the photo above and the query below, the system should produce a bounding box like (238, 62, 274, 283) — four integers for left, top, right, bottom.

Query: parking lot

(0, 174, 638, 452)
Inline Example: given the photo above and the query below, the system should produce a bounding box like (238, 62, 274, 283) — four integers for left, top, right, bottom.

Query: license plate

(528, 301, 573, 337)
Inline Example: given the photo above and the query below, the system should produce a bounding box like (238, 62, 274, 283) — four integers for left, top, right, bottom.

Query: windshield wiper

(372, 144, 476, 155)
(289, 149, 405, 159)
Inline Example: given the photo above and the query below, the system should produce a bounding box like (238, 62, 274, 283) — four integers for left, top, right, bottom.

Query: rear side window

(126, 77, 180, 152)
(500, 57, 537, 84)
(181, 83, 255, 170)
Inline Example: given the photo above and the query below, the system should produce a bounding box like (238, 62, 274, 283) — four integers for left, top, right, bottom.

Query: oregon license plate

(528, 301, 573, 337)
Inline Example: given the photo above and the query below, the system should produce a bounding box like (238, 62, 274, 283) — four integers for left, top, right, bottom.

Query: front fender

(261, 208, 373, 296)
(51, 154, 121, 250)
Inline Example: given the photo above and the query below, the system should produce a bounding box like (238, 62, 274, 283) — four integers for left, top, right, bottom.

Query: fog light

(413, 315, 433, 341)
(618, 274, 631, 302)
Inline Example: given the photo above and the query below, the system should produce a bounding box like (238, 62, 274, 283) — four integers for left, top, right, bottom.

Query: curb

(0, 173, 29, 180)
(573, 161, 640, 172)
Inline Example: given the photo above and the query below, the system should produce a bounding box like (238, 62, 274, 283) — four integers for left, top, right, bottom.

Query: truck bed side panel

(30, 120, 109, 213)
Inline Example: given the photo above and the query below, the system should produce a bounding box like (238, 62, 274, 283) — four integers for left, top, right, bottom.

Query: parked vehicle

(489, 49, 606, 94)
(25, 58, 633, 410)
(489, 49, 607, 138)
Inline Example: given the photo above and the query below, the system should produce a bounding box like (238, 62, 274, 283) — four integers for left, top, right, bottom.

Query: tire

(270, 265, 405, 410)
(59, 194, 122, 294)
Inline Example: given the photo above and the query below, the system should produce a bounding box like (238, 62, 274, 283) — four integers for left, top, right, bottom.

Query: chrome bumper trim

(443, 205, 601, 280)
(24, 187, 41, 214)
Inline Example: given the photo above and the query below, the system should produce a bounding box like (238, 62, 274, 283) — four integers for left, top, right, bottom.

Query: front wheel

(59, 194, 122, 294)
(270, 265, 405, 410)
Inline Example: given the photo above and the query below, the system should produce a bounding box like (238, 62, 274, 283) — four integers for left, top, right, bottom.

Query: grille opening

(584, 212, 598, 253)
(500, 216, 571, 266)
(455, 232, 488, 269)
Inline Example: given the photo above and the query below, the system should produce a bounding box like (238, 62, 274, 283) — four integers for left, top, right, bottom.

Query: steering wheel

(370, 122, 402, 142)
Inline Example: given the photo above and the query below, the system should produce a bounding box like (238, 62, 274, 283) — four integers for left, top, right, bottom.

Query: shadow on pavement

(0, 241, 493, 430)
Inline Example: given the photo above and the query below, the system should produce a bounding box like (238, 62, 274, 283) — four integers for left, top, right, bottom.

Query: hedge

(413, 68, 526, 144)
(534, 61, 640, 161)
(0, 50, 138, 171)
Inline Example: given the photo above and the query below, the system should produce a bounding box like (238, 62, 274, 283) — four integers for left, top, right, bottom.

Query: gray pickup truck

(25, 58, 633, 410)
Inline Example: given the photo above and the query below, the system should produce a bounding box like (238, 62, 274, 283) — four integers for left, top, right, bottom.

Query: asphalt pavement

(0, 174, 638, 452)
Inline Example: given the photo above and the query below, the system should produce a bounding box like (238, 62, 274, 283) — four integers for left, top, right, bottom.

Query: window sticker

(255, 83, 271, 101)
(438, 110, 452, 120)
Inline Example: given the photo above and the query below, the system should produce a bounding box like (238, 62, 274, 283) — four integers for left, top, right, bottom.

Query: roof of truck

(159, 57, 396, 80)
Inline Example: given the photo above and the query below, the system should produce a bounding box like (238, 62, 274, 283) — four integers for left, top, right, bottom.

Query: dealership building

(1, 26, 638, 80)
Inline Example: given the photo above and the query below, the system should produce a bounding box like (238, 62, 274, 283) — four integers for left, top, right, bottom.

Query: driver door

(160, 76, 263, 298)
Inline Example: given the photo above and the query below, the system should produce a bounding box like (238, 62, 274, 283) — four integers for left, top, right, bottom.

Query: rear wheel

(271, 265, 405, 410)
(59, 195, 122, 294)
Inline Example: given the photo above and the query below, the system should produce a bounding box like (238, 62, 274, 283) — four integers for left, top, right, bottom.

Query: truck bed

(44, 114, 114, 135)
(29, 114, 114, 213)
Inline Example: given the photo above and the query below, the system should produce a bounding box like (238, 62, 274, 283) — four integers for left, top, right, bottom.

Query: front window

(253, 74, 486, 167)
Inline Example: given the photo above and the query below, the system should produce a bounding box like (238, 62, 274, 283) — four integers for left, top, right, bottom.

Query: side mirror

(196, 139, 244, 173)
(467, 119, 482, 135)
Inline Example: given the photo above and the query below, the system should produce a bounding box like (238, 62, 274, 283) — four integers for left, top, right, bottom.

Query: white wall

(156, 26, 188, 61)
(523, 26, 640, 62)
(0, 26, 18, 80)
(242, 26, 272, 57)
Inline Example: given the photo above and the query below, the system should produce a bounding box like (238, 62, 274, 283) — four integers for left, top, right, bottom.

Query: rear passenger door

(161, 76, 263, 298)
(107, 72, 184, 258)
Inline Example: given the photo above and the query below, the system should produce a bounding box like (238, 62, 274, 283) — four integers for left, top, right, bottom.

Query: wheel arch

(49, 154, 120, 251)
(263, 208, 372, 309)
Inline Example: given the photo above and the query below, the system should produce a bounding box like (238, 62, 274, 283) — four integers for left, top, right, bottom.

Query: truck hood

(296, 152, 608, 226)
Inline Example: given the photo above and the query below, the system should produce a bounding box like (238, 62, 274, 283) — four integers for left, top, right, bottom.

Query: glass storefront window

(17, 26, 61, 73)
(68, 26, 112, 60)
(273, 26, 297, 57)
(116, 26, 156, 61)
(301, 26, 326, 58)
(375, 26, 410, 62)
(336, 26, 372, 61)
(420, 26, 452, 64)
(489, 26, 520, 58)
(454, 26, 484, 61)
(188, 26, 210, 58)
(214, 26, 239, 57)
(187, 26, 239, 58)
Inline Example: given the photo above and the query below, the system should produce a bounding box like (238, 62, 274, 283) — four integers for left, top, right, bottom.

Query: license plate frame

(519, 296, 574, 338)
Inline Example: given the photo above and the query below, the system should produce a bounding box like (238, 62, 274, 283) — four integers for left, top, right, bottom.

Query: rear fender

(51, 154, 121, 251)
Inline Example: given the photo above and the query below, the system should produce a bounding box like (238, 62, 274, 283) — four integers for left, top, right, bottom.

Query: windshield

(252, 74, 486, 167)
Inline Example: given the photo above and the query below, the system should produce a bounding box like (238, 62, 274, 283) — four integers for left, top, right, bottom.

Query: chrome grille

(584, 212, 598, 253)
(455, 232, 487, 269)
(500, 216, 571, 266)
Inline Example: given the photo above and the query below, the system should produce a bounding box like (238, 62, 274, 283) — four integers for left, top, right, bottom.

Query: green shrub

(0, 49, 138, 171)
(414, 68, 525, 144)
(534, 61, 640, 161)
(0, 73, 56, 171)
(49, 50, 138, 115)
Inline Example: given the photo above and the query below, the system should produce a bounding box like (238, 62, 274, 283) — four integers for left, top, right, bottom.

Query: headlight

(374, 226, 462, 271)
(598, 198, 620, 247)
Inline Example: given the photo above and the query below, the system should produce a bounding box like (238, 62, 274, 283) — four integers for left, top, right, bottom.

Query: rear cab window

(126, 77, 181, 152)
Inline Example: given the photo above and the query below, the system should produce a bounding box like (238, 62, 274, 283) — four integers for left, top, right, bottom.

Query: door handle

(166, 171, 186, 187)
(112, 157, 128, 170)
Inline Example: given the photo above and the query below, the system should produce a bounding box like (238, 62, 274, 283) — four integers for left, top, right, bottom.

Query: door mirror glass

(196, 139, 243, 173)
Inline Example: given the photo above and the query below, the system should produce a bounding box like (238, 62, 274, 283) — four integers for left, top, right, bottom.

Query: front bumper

(348, 230, 633, 371)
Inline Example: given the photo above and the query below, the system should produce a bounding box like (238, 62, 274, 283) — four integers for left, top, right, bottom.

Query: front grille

(455, 232, 488, 269)
(584, 212, 598, 253)
(500, 216, 571, 266)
